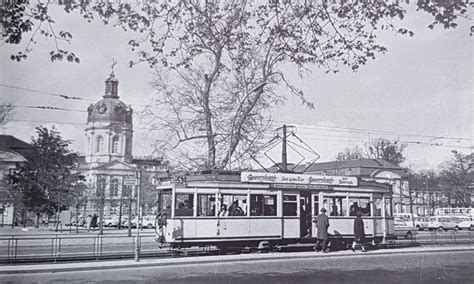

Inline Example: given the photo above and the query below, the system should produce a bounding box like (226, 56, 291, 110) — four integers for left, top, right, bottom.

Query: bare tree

(335, 138, 406, 166)
(0, 104, 12, 126)
(439, 151, 473, 207)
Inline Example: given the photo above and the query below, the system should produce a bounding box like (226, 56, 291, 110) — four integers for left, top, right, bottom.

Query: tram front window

(250, 194, 277, 216)
(175, 194, 194, 216)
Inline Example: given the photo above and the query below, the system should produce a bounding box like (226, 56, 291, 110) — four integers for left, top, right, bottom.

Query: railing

(0, 233, 164, 263)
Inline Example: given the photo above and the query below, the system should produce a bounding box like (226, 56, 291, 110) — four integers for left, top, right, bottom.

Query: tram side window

(175, 194, 194, 216)
(250, 194, 277, 216)
(349, 197, 371, 216)
(373, 197, 382, 217)
(197, 194, 216, 217)
(283, 195, 297, 216)
(325, 196, 347, 217)
(385, 198, 392, 217)
(219, 194, 247, 217)
(313, 195, 319, 216)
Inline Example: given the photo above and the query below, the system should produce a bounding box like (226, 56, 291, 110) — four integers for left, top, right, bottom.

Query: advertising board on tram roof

(241, 171, 358, 187)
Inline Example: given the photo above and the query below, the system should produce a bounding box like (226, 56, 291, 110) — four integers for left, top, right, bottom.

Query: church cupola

(104, 73, 119, 99)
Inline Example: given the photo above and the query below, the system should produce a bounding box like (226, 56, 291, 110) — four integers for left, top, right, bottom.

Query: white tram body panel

(157, 171, 395, 248)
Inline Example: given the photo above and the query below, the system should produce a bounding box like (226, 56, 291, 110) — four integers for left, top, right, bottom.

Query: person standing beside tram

(352, 211, 366, 252)
(313, 208, 330, 253)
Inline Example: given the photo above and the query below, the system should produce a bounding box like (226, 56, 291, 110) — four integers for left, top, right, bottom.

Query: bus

(154, 170, 395, 251)
(434, 207, 473, 220)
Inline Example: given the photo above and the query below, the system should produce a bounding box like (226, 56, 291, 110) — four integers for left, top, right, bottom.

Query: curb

(1, 245, 473, 275)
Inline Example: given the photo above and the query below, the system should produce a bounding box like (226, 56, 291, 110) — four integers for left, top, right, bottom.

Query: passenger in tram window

(361, 202, 371, 216)
(228, 201, 244, 216)
(330, 205, 338, 216)
(218, 204, 228, 217)
(349, 202, 359, 216)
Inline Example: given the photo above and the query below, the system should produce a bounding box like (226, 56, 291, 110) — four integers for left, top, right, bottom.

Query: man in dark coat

(352, 211, 366, 252)
(313, 207, 330, 252)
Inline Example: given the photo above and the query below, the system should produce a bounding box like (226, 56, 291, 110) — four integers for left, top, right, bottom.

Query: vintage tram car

(155, 170, 395, 250)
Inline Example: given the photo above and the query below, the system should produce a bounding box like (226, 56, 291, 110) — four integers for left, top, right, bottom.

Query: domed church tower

(84, 71, 133, 165)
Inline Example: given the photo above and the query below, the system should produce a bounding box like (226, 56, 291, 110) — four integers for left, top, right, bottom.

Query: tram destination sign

(241, 172, 358, 187)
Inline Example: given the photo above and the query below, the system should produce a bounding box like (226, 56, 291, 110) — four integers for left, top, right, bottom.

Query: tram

(155, 170, 395, 250)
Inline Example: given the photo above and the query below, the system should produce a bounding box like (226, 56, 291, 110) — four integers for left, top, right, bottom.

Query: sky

(0, 3, 472, 171)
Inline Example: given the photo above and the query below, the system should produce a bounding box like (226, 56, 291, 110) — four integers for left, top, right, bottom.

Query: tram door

(300, 191, 312, 238)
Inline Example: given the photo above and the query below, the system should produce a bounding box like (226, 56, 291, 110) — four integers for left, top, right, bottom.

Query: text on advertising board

(241, 171, 358, 187)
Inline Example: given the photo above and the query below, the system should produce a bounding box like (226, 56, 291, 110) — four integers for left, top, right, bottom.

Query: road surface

(1, 249, 473, 283)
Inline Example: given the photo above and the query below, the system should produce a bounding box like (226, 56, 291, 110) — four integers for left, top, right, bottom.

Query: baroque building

(78, 71, 168, 218)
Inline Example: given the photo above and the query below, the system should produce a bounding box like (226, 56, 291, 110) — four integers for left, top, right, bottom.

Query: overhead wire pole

(135, 170, 142, 262)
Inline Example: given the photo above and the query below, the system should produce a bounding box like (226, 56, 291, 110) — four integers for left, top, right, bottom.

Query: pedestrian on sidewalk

(352, 211, 366, 252)
(90, 214, 98, 231)
(313, 207, 330, 253)
(86, 215, 92, 231)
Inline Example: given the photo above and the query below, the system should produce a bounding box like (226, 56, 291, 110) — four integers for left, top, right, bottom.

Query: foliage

(335, 145, 365, 161)
(1, 0, 470, 169)
(0, 103, 12, 125)
(1, 1, 470, 63)
(10, 127, 80, 216)
(439, 151, 473, 207)
(335, 138, 406, 166)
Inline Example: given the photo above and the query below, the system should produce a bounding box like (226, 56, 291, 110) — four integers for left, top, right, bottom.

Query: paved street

(1, 249, 473, 283)
(1, 227, 473, 262)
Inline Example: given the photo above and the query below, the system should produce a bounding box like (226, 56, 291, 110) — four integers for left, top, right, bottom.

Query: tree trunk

(55, 207, 60, 232)
(35, 213, 40, 229)
(99, 199, 104, 235)
(75, 206, 79, 233)
(118, 197, 123, 230)
(128, 199, 132, 237)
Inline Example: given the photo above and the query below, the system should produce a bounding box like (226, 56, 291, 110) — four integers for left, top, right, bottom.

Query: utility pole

(135, 170, 142, 262)
(282, 124, 287, 172)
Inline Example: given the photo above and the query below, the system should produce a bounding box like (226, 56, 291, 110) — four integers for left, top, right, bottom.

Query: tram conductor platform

(313, 208, 330, 253)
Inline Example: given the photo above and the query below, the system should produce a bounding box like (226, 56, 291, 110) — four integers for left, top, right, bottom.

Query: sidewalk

(1, 244, 473, 275)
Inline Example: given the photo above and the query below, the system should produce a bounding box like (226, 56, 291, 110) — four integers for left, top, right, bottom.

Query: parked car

(103, 216, 123, 227)
(427, 216, 459, 231)
(68, 216, 85, 227)
(102, 216, 114, 227)
(414, 217, 430, 231)
(457, 219, 474, 230)
(393, 219, 416, 239)
(131, 215, 156, 229)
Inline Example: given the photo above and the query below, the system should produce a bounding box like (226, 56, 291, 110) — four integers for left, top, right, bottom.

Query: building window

(250, 194, 276, 216)
(96, 136, 104, 153)
(110, 178, 119, 198)
(96, 177, 106, 198)
(112, 136, 120, 153)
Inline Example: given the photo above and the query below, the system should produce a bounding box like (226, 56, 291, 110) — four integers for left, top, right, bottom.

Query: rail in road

(1, 230, 473, 264)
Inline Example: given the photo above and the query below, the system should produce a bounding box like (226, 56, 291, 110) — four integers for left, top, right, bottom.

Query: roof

(296, 159, 401, 172)
(0, 135, 35, 159)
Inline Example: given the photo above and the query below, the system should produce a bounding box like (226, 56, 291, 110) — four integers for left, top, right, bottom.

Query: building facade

(78, 71, 168, 218)
(297, 159, 411, 214)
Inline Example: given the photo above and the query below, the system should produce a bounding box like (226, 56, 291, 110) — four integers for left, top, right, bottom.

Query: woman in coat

(352, 211, 366, 252)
